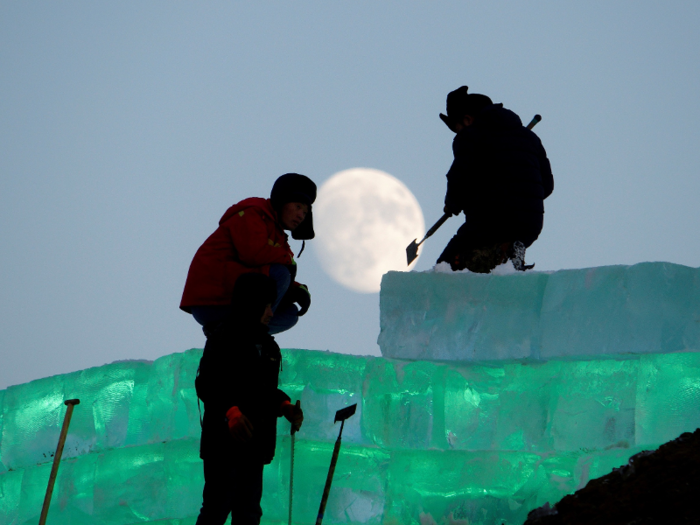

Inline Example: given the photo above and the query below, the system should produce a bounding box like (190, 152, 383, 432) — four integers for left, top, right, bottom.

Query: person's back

(197, 312, 283, 464)
(437, 86, 553, 272)
(451, 105, 550, 214)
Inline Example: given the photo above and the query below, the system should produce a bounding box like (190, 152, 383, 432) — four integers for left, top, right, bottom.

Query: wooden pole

(288, 431, 295, 525)
(315, 419, 345, 525)
(288, 399, 300, 525)
(38, 398, 80, 525)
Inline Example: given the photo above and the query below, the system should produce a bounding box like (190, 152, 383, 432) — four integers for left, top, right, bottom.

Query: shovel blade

(406, 239, 419, 266)
(334, 403, 357, 423)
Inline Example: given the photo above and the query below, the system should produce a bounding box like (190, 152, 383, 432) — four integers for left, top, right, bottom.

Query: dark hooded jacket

(445, 104, 554, 246)
(195, 274, 289, 464)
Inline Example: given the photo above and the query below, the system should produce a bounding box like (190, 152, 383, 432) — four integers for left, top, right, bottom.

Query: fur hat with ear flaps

(439, 86, 493, 132)
(270, 173, 317, 241)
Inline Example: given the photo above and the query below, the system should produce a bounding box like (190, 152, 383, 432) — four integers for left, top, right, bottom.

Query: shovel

(406, 114, 543, 265)
(406, 213, 451, 265)
(39, 399, 80, 525)
(315, 403, 357, 525)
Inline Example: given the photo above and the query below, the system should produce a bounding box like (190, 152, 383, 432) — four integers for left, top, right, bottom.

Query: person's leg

(230, 458, 264, 524)
(268, 265, 292, 312)
(437, 222, 480, 271)
(267, 304, 299, 335)
(267, 264, 300, 334)
(190, 306, 234, 338)
(195, 458, 234, 525)
(195, 456, 264, 525)
(191, 306, 233, 326)
(436, 234, 465, 269)
(507, 213, 543, 271)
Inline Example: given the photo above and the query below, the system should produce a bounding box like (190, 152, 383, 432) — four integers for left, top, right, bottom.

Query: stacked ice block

(379, 262, 700, 362)
(2, 262, 700, 525)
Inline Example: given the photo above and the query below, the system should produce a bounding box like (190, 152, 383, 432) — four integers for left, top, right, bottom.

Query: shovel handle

(526, 114, 541, 130)
(39, 399, 80, 525)
(423, 213, 450, 242)
(289, 432, 295, 525)
(291, 400, 300, 435)
(316, 420, 345, 525)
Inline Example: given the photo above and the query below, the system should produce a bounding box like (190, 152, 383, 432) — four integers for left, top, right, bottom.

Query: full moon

(313, 168, 425, 293)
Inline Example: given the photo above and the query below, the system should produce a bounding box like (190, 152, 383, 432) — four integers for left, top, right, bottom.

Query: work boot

(510, 241, 535, 271)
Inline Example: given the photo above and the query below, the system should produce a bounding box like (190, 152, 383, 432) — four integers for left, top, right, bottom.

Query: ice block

(379, 262, 700, 362)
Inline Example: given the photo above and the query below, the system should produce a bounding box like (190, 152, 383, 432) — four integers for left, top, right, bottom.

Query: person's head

(279, 202, 309, 232)
(260, 303, 274, 326)
(439, 86, 493, 133)
(270, 173, 317, 240)
(231, 273, 277, 326)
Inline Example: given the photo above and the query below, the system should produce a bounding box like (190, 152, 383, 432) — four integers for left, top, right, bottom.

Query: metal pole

(315, 419, 344, 525)
(288, 399, 300, 525)
(38, 398, 80, 525)
(288, 431, 295, 525)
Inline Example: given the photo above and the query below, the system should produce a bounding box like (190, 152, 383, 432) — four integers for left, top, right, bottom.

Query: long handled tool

(288, 400, 300, 525)
(406, 212, 450, 265)
(405, 114, 543, 265)
(315, 403, 357, 525)
(39, 398, 80, 525)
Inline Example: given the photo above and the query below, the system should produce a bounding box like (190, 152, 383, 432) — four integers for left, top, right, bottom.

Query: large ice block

(379, 262, 700, 362)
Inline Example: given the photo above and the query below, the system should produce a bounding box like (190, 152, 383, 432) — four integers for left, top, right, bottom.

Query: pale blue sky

(2, 2, 699, 389)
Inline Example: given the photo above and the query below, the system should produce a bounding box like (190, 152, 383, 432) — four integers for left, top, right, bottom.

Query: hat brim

(439, 113, 461, 133)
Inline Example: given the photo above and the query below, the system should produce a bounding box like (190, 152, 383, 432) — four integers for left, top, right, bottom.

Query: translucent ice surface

(379, 262, 700, 362)
(3, 347, 700, 524)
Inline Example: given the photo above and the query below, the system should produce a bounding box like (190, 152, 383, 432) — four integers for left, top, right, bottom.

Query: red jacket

(180, 198, 294, 312)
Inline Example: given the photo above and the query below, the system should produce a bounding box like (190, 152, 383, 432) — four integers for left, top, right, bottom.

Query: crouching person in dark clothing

(436, 86, 554, 273)
(194, 273, 303, 525)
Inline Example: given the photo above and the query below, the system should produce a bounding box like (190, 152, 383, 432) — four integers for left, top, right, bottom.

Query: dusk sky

(2, 2, 700, 389)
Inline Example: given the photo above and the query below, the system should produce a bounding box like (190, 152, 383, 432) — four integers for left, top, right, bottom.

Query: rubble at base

(525, 428, 700, 524)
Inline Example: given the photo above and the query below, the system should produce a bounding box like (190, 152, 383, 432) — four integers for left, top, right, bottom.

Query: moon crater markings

(313, 168, 425, 293)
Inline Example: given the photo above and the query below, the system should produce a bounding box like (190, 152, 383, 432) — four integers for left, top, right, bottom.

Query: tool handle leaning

(288, 400, 300, 525)
(39, 399, 80, 525)
(526, 114, 542, 130)
(288, 432, 295, 525)
(315, 435, 343, 525)
(422, 212, 451, 244)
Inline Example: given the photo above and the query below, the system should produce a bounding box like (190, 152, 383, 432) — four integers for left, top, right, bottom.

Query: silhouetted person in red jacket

(181, 173, 316, 335)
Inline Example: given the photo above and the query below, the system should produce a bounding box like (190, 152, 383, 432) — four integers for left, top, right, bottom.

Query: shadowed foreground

(525, 428, 700, 524)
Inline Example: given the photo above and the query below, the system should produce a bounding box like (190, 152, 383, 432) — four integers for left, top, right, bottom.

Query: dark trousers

(195, 455, 264, 525)
(191, 264, 298, 336)
(437, 215, 542, 267)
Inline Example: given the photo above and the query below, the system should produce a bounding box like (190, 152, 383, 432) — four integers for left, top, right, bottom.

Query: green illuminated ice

(2, 263, 700, 525)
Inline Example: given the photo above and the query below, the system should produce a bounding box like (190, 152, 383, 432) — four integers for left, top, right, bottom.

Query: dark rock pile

(524, 428, 700, 524)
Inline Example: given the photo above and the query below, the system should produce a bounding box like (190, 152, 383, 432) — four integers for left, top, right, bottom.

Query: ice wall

(3, 348, 700, 525)
(379, 262, 700, 362)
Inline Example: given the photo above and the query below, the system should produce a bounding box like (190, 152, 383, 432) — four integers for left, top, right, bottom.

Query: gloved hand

(226, 406, 254, 443)
(292, 284, 311, 316)
(281, 400, 304, 433)
(443, 203, 461, 217)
